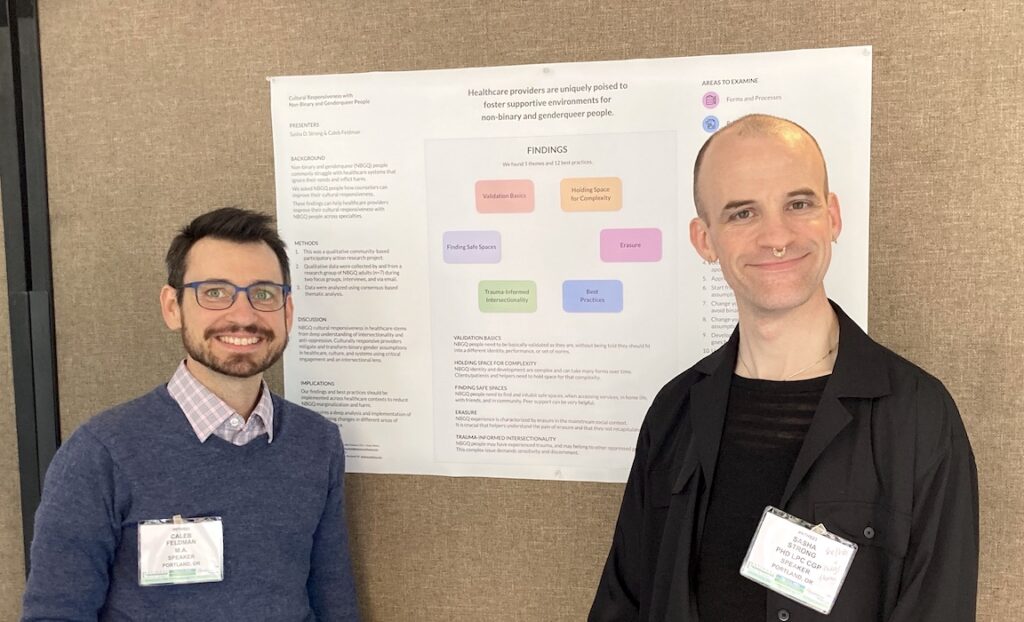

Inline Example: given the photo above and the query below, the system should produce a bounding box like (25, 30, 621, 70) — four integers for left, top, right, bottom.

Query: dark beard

(181, 323, 287, 379)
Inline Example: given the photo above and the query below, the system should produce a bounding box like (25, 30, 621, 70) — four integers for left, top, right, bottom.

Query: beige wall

(21, 0, 1023, 619)
(0, 191, 26, 616)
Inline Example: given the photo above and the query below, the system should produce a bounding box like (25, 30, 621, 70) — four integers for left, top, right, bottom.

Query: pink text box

(600, 228, 663, 262)
(475, 180, 535, 213)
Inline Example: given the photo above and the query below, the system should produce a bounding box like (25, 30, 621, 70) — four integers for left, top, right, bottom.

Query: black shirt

(696, 374, 828, 621)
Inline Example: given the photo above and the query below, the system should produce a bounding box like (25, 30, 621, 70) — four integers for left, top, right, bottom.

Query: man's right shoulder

(639, 358, 710, 441)
(649, 348, 716, 412)
(652, 364, 704, 405)
(73, 386, 172, 445)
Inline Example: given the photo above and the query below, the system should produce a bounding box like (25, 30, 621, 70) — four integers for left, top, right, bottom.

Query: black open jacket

(590, 303, 978, 622)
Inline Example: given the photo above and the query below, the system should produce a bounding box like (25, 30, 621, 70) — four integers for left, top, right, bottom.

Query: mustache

(203, 323, 275, 340)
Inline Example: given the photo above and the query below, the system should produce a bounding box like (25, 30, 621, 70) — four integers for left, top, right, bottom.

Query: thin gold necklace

(738, 342, 838, 381)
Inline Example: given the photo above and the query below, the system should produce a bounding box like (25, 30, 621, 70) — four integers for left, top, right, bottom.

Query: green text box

(478, 280, 537, 313)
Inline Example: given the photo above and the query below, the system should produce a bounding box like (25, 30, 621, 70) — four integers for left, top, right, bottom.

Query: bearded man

(23, 207, 360, 621)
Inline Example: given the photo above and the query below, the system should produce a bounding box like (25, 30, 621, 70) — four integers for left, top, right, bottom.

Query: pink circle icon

(702, 92, 719, 109)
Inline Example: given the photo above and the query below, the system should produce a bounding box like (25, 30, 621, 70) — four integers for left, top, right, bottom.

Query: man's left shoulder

(859, 335, 971, 462)
(866, 336, 958, 406)
(834, 301, 957, 406)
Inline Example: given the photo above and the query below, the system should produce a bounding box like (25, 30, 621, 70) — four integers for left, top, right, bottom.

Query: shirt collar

(167, 360, 275, 443)
(693, 300, 891, 399)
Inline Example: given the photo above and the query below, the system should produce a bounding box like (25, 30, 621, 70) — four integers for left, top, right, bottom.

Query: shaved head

(693, 114, 829, 220)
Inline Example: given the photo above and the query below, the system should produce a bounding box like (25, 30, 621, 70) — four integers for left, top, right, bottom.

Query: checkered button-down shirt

(167, 361, 274, 446)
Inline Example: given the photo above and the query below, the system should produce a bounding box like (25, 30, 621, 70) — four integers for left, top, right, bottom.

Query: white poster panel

(270, 46, 872, 482)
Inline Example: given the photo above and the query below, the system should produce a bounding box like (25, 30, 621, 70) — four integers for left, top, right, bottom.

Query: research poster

(270, 46, 872, 482)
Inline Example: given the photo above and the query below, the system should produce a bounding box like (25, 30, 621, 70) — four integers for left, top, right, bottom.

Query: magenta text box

(600, 228, 662, 262)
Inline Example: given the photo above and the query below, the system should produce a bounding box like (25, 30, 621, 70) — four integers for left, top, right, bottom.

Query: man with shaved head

(590, 115, 977, 621)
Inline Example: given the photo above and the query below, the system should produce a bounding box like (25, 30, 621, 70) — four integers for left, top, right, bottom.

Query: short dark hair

(692, 114, 829, 220)
(165, 207, 291, 294)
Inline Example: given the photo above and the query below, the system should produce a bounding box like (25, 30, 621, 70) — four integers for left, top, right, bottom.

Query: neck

(184, 359, 264, 419)
(735, 293, 839, 381)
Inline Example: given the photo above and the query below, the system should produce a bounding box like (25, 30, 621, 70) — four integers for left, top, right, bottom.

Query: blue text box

(562, 280, 623, 313)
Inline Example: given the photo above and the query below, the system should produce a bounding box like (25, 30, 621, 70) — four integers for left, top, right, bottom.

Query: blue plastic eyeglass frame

(180, 280, 292, 311)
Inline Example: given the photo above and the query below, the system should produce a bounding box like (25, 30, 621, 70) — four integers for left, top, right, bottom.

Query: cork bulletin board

(0, 196, 26, 617)
(5, 0, 1019, 619)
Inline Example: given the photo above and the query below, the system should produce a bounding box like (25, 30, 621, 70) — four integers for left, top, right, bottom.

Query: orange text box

(475, 179, 535, 213)
(560, 177, 622, 212)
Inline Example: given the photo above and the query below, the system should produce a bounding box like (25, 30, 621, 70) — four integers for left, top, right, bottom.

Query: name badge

(740, 506, 857, 615)
(138, 515, 224, 586)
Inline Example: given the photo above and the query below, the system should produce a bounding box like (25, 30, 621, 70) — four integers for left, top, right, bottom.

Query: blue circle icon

(703, 115, 720, 133)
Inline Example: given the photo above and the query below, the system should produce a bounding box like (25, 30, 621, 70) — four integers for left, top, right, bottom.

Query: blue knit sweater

(22, 386, 360, 621)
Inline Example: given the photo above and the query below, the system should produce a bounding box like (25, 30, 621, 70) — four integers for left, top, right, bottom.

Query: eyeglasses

(181, 280, 291, 312)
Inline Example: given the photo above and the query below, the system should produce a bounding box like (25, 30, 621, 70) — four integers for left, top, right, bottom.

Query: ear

(284, 292, 294, 334)
(160, 285, 183, 331)
(827, 192, 843, 241)
(689, 216, 717, 262)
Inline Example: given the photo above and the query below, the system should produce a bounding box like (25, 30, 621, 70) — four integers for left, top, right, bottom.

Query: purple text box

(600, 228, 662, 262)
(443, 230, 501, 263)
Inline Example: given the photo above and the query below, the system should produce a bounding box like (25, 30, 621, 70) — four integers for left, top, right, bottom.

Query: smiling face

(160, 238, 293, 384)
(690, 126, 842, 318)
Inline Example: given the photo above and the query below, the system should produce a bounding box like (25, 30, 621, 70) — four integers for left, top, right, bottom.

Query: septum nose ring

(772, 247, 787, 258)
